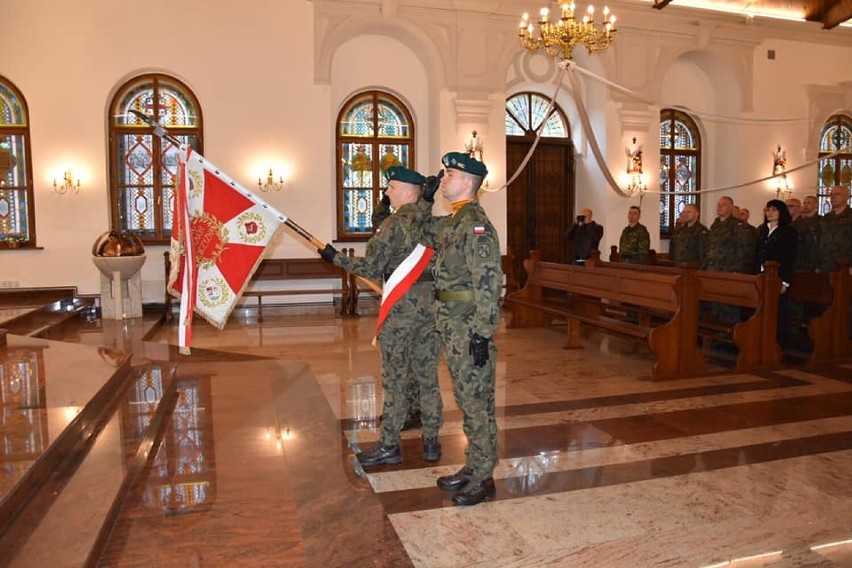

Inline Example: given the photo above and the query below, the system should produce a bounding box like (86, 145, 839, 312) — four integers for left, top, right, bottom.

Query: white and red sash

(375, 243, 434, 337)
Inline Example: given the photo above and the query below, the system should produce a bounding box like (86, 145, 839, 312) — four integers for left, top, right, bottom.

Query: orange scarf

(451, 200, 472, 215)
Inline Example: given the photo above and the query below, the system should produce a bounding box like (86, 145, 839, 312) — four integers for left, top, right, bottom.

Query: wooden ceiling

(652, 0, 852, 29)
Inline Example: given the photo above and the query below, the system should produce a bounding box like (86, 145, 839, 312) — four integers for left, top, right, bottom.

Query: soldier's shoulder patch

(474, 225, 486, 235)
(375, 227, 382, 235)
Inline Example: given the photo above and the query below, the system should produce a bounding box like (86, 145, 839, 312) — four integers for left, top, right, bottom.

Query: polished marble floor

(72, 307, 852, 568)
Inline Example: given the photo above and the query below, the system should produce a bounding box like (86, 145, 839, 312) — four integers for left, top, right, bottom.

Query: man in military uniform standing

(793, 194, 822, 271)
(669, 204, 708, 267)
(319, 166, 442, 467)
(819, 185, 852, 273)
(703, 196, 753, 324)
(425, 152, 502, 506)
(618, 206, 651, 264)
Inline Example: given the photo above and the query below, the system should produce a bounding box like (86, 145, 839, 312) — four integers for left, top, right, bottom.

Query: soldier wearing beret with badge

(422, 151, 503, 506)
(318, 166, 443, 467)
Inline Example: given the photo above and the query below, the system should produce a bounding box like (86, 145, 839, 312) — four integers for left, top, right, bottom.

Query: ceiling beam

(652, 0, 673, 10)
(820, 0, 852, 28)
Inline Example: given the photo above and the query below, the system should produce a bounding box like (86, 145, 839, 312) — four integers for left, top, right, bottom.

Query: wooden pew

(608, 245, 672, 267)
(789, 261, 852, 361)
(589, 251, 782, 370)
(505, 251, 703, 378)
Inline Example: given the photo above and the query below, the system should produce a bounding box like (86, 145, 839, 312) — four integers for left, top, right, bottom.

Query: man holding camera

(565, 208, 603, 265)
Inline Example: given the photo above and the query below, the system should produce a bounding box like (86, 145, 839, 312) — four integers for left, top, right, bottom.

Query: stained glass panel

(343, 189, 374, 233)
(0, 134, 26, 189)
(377, 102, 408, 138)
(341, 143, 374, 188)
(660, 121, 672, 149)
(673, 120, 695, 150)
(378, 144, 410, 178)
(507, 95, 531, 130)
(816, 115, 852, 213)
(0, 84, 25, 126)
(341, 98, 374, 137)
(0, 189, 29, 239)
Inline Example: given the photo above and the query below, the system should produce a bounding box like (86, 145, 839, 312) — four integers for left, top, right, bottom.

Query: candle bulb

(561, 3, 569, 18)
(540, 7, 549, 23)
(610, 15, 616, 30)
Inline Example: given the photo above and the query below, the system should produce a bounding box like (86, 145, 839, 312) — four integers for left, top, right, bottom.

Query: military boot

(356, 443, 402, 467)
(422, 435, 441, 462)
(452, 477, 496, 506)
(437, 465, 472, 491)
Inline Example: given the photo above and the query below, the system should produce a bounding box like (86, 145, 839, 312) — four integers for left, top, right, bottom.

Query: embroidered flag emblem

(474, 226, 486, 235)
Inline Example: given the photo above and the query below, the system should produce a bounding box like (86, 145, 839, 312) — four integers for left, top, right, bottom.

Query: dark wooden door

(506, 139, 575, 283)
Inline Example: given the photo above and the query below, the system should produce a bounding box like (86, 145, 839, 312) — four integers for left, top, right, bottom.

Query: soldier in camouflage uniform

(371, 194, 422, 431)
(423, 152, 502, 507)
(618, 206, 650, 264)
(318, 166, 442, 467)
(669, 204, 708, 266)
(793, 195, 822, 271)
(702, 196, 754, 325)
(819, 185, 852, 273)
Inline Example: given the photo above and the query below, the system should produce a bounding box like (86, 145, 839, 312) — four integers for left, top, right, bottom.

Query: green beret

(386, 166, 426, 186)
(442, 152, 488, 177)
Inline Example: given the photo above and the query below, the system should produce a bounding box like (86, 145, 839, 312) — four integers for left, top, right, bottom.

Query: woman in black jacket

(756, 199, 798, 347)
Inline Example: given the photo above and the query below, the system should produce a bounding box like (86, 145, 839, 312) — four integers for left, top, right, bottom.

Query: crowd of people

(568, 185, 852, 346)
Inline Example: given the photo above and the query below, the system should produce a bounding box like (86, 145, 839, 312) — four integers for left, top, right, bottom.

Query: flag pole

(128, 111, 383, 296)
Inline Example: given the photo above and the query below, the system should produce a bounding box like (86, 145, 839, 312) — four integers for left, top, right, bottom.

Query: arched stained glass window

(505, 92, 568, 138)
(109, 74, 203, 243)
(817, 114, 852, 214)
(659, 109, 701, 237)
(336, 90, 414, 240)
(0, 77, 35, 249)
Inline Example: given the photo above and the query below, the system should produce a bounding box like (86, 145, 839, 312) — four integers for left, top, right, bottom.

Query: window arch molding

(108, 73, 203, 244)
(659, 108, 702, 238)
(335, 89, 415, 240)
(0, 75, 36, 249)
(816, 113, 852, 214)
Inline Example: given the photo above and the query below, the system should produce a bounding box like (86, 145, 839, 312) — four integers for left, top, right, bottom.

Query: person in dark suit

(756, 199, 798, 348)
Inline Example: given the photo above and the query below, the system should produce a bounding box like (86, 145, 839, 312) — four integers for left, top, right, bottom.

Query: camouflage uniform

(702, 216, 754, 324)
(792, 215, 822, 271)
(819, 207, 852, 272)
(702, 216, 753, 273)
(670, 221, 709, 266)
(618, 223, 650, 264)
(335, 201, 441, 445)
(371, 196, 421, 416)
(425, 201, 502, 481)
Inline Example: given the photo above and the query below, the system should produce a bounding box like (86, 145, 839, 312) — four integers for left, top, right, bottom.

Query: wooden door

(506, 139, 575, 284)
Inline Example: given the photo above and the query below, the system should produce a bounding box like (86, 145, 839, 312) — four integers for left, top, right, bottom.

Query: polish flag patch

(474, 226, 486, 234)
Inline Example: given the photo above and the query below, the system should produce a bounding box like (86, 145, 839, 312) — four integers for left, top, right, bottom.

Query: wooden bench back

(532, 261, 682, 312)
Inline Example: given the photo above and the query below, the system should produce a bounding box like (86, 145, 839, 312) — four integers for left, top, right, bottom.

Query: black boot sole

(437, 477, 470, 491)
(358, 454, 403, 467)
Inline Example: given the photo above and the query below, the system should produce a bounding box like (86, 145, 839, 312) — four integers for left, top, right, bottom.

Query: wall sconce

(772, 145, 790, 198)
(466, 130, 484, 162)
(258, 169, 284, 192)
(53, 170, 81, 194)
(465, 131, 489, 188)
(625, 137, 647, 197)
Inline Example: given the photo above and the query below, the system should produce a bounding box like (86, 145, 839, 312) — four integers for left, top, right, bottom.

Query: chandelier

(519, 3, 617, 61)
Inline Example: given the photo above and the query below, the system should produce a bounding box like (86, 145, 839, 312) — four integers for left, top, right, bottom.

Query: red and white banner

(375, 243, 434, 337)
(168, 145, 285, 350)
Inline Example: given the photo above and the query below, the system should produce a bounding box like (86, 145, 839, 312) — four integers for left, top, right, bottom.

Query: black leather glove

(468, 333, 490, 367)
(422, 170, 443, 203)
(379, 192, 390, 207)
(318, 243, 339, 263)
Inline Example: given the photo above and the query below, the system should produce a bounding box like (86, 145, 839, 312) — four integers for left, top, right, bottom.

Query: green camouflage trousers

(435, 300, 498, 480)
(378, 282, 442, 445)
